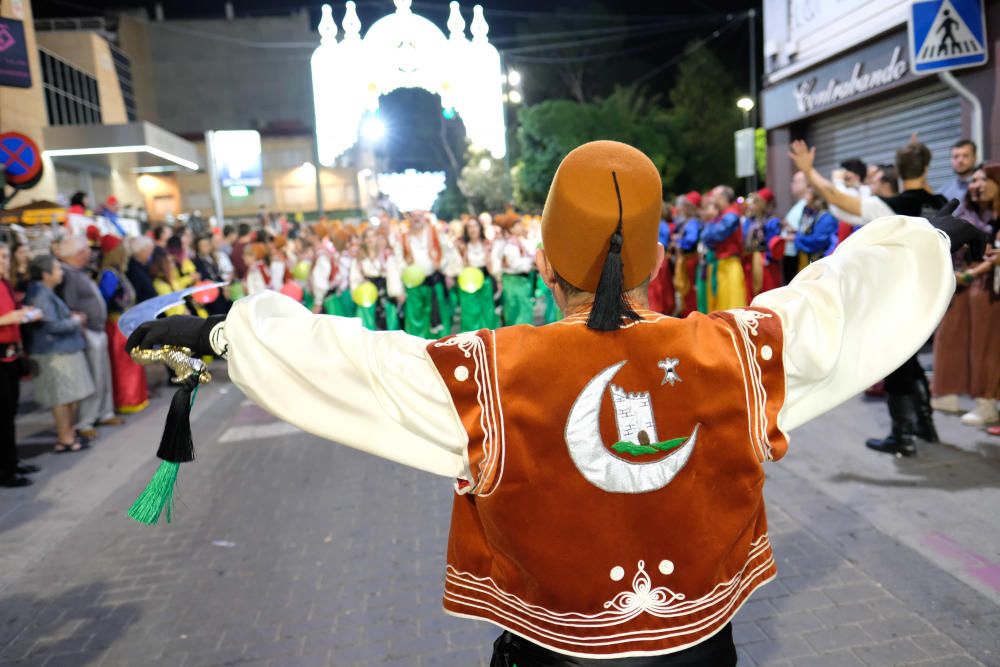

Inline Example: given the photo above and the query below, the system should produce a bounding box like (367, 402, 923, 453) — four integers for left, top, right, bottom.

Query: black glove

(930, 199, 989, 260)
(126, 315, 225, 357)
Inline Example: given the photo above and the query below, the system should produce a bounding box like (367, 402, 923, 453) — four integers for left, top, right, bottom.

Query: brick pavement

(0, 373, 997, 666)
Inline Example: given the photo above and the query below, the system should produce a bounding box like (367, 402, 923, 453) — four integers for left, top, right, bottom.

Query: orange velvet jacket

(425, 307, 787, 658)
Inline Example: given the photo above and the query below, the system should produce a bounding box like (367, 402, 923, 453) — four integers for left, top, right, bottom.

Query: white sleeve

(214, 291, 469, 478)
(859, 196, 895, 222)
(751, 215, 953, 433)
(829, 203, 865, 226)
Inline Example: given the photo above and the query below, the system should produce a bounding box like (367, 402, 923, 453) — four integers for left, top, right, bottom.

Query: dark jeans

(781, 255, 799, 286)
(884, 354, 925, 395)
(490, 624, 737, 667)
(0, 360, 21, 476)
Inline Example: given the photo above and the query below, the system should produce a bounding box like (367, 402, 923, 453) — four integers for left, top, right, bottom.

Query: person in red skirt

(97, 236, 148, 414)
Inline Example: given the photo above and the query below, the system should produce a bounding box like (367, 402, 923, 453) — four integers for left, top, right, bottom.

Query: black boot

(0, 473, 33, 488)
(866, 394, 919, 457)
(912, 375, 939, 443)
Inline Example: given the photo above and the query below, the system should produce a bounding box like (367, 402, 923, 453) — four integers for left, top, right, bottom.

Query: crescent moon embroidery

(564, 361, 699, 494)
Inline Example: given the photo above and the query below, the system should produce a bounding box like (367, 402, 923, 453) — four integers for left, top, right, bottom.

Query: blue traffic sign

(909, 0, 988, 74)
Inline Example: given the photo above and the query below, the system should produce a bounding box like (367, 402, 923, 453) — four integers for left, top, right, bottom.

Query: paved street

(1, 362, 999, 666)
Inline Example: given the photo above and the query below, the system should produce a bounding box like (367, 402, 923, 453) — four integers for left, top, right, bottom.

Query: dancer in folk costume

(672, 192, 702, 317)
(741, 189, 784, 302)
(243, 243, 271, 297)
(309, 224, 338, 314)
(268, 235, 292, 292)
(700, 186, 746, 311)
(402, 213, 454, 338)
(794, 188, 841, 269)
(647, 203, 676, 315)
(328, 228, 359, 317)
(494, 210, 537, 326)
(350, 227, 403, 331)
(97, 235, 148, 413)
(455, 216, 498, 331)
(128, 139, 986, 665)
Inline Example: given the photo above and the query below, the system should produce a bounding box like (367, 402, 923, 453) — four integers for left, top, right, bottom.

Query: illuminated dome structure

(311, 0, 506, 166)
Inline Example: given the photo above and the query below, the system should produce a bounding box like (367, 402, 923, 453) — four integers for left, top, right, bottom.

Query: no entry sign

(0, 131, 43, 188)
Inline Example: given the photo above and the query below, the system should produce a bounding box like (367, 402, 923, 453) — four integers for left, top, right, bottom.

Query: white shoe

(960, 398, 999, 426)
(931, 394, 961, 413)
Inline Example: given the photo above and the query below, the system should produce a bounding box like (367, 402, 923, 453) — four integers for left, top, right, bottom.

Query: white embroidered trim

(726, 309, 773, 461)
(444, 534, 773, 642)
(554, 310, 670, 328)
(434, 331, 505, 495)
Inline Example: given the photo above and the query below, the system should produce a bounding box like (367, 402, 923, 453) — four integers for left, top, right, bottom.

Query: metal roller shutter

(806, 83, 963, 191)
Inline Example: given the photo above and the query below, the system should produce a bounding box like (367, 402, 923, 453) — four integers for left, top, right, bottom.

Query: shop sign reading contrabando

(793, 47, 908, 113)
(762, 31, 918, 128)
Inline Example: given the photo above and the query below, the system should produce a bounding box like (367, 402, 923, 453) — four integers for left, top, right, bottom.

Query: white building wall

(764, 0, 912, 83)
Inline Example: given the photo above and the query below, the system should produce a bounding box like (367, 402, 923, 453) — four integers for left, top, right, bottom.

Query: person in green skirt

(401, 213, 454, 338)
(350, 227, 402, 330)
(455, 217, 498, 331)
(494, 211, 536, 326)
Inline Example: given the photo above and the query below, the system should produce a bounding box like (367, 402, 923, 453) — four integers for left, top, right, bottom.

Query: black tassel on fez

(587, 171, 641, 332)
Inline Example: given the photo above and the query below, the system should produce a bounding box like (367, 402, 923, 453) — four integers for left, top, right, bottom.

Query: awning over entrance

(42, 122, 200, 171)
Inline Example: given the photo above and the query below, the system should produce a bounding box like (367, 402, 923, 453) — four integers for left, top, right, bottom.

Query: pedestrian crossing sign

(909, 0, 988, 74)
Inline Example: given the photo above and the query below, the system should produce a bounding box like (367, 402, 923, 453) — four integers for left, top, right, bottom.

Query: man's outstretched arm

(127, 297, 470, 479)
(788, 140, 863, 217)
(751, 214, 954, 434)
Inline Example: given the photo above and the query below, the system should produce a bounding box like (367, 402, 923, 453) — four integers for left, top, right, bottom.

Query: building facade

(1, 3, 368, 224)
(761, 0, 999, 213)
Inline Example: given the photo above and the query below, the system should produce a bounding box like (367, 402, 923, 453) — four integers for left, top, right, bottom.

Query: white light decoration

(479, 157, 492, 171)
(377, 169, 447, 212)
(507, 69, 521, 86)
(508, 89, 522, 104)
(361, 115, 387, 141)
(312, 0, 506, 166)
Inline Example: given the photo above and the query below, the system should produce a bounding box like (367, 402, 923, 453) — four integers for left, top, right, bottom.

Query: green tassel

(128, 461, 180, 525)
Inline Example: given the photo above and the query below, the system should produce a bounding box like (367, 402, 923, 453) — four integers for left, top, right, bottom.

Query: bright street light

(507, 69, 521, 87)
(509, 90, 523, 105)
(479, 157, 492, 171)
(736, 97, 755, 112)
(361, 115, 386, 142)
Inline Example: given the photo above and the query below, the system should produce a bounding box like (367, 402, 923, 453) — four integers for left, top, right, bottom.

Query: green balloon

(292, 260, 311, 282)
(458, 266, 485, 293)
(402, 264, 426, 289)
(352, 281, 379, 308)
(229, 281, 246, 301)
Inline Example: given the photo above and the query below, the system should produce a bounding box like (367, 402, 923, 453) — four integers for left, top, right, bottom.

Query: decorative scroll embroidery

(603, 560, 685, 615)
(444, 534, 775, 645)
(435, 331, 505, 495)
(726, 310, 773, 461)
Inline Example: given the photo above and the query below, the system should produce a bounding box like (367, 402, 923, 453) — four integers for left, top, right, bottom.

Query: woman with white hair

(125, 236, 157, 303)
(23, 255, 94, 452)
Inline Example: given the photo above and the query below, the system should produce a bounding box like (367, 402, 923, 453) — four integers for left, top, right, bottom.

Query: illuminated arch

(311, 0, 506, 166)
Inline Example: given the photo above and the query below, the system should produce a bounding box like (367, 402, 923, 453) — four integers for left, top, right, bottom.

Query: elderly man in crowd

(56, 236, 122, 439)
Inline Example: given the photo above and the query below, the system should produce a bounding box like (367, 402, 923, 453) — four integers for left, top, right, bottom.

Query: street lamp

(507, 69, 521, 87)
(736, 97, 755, 127)
(508, 90, 523, 105)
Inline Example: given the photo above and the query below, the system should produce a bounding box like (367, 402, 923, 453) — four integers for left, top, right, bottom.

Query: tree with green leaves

(663, 46, 743, 193)
(458, 149, 512, 213)
(511, 86, 678, 209)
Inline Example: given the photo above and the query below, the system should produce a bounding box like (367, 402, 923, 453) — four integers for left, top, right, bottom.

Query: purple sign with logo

(0, 19, 31, 89)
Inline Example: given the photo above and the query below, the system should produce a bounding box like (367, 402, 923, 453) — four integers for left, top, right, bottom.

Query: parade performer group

(127, 140, 988, 665)
(223, 209, 564, 339)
